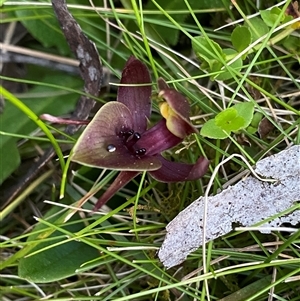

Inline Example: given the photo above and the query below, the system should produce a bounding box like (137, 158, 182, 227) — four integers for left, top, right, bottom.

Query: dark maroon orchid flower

(71, 57, 209, 210)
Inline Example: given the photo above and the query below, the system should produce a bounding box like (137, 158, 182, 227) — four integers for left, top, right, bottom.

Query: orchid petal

(71, 102, 161, 171)
(117, 57, 152, 133)
(158, 78, 198, 138)
(149, 155, 210, 182)
(158, 78, 190, 119)
(161, 105, 197, 139)
(93, 171, 139, 211)
(135, 119, 182, 156)
(157, 77, 169, 91)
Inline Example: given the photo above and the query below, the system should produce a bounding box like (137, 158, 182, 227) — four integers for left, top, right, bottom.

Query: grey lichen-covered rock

(158, 145, 300, 269)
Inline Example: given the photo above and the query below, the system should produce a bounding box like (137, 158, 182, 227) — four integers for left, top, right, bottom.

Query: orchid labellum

(71, 56, 209, 210)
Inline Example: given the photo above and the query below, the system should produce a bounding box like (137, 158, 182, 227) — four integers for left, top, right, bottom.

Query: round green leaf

(215, 107, 245, 132)
(234, 102, 255, 128)
(201, 102, 255, 139)
(251, 112, 263, 128)
(200, 119, 229, 139)
(260, 7, 282, 27)
(245, 17, 269, 41)
(247, 125, 257, 134)
(260, 7, 292, 28)
(231, 26, 252, 54)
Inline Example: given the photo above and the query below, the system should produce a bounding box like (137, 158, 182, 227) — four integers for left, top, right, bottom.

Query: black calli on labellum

(71, 56, 209, 210)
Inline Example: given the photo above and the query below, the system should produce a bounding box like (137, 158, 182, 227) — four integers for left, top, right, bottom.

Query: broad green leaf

(200, 119, 229, 139)
(245, 17, 269, 41)
(231, 26, 252, 55)
(14, 0, 108, 56)
(15, 4, 70, 55)
(0, 74, 81, 184)
(220, 275, 273, 301)
(18, 206, 99, 283)
(215, 48, 243, 81)
(146, 0, 229, 46)
(0, 139, 20, 184)
(199, 53, 222, 74)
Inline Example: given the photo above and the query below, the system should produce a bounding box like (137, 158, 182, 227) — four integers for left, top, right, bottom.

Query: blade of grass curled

(0, 86, 65, 171)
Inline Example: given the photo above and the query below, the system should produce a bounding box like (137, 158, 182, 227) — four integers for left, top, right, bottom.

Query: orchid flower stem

(133, 171, 147, 240)
(131, 0, 157, 79)
(0, 86, 65, 171)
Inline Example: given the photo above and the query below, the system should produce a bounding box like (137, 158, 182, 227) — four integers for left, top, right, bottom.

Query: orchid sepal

(93, 171, 139, 211)
(117, 56, 152, 133)
(149, 155, 210, 182)
(71, 102, 161, 171)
